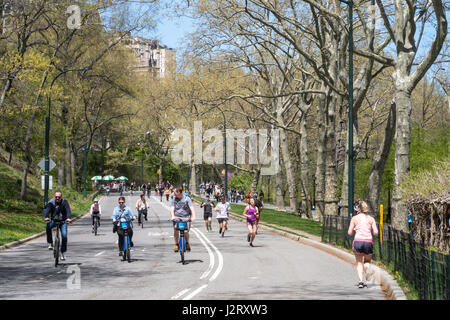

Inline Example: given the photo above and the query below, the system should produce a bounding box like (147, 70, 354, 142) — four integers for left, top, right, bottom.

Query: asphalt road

(0, 193, 386, 300)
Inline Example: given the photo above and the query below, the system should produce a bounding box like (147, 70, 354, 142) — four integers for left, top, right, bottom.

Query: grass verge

(191, 194, 322, 238)
(0, 162, 93, 246)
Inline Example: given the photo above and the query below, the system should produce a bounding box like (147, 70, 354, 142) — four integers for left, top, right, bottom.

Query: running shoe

(173, 244, 179, 252)
(358, 282, 365, 288)
(186, 243, 191, 251)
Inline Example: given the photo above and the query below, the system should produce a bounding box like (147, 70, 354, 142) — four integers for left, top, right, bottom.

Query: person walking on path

(243, 198, 259, 247)
(347, 201, 378, 288)
(215, 195, 230, 238)
(200, 194, 215, 232)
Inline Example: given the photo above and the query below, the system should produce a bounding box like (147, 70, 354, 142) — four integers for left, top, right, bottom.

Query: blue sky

(127, 0, 197, 51)
(153, 12, 196, 50)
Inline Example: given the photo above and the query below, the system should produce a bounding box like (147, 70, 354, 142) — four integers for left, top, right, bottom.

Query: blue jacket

(111, 205, 136, 228)
(44, 198, 72, 221)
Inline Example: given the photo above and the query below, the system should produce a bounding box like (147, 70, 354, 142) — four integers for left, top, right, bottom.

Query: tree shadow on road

(178, 259, 203, 265)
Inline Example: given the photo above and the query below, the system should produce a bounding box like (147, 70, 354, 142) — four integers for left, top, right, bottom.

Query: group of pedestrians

(200, 194, 230, 237)
(43, 189, 378, 289)
(199, 193, 263, 246)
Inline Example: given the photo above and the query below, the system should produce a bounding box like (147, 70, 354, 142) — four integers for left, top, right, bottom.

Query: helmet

(94, 198, 99, 202)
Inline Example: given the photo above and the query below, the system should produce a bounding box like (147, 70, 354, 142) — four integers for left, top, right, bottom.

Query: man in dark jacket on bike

(43, 191, 72, 260)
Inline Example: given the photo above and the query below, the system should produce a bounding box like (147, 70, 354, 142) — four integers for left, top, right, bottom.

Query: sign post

(380, 204, 384, 244)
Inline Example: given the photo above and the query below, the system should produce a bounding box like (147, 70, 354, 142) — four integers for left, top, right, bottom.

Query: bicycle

(138, 209, 146, 229)
(51, 218, 64, 267)
(93, 214, 100, 236)
(173, 218, 191, 265)
(120, 219, 132, 263)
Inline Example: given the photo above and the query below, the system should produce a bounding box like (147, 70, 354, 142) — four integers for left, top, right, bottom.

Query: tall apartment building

(126, 35, 176, 77)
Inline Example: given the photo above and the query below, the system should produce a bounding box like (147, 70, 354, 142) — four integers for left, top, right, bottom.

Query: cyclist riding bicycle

(90, 198, 102, 233)
(44, 191, 72, 261)
(135, 193, 149, 224)
(170, 187, 196, 252)
(112, 197, 137, 256)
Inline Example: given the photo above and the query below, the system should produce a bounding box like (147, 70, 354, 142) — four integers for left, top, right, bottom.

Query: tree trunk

(279, 127, 298, 213)
(58, 164, 65, 186)
(367, 101, 396, 217)
(315, 94, 327, 219)
(392, 89, 412, 232)
(275, 160, 285, 210)
(299, 113, 312, 218)
(250, 166, 260, 195)
(189, 164, 197, 194)
(324, 92, 338, 216)
(66, 144, 73, 188)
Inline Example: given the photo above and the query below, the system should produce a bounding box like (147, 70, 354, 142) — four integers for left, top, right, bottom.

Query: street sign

(38, 158, 56, 172)
(41, 175, 53, 190)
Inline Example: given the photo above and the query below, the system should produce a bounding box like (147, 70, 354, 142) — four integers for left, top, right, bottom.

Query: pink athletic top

(354, 214, 373, 242)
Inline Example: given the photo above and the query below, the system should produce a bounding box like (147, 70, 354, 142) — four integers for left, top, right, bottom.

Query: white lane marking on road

(148, 231, 168, 237)
(95, 251, 105, 257)
(190, 228, 215, 280)
(171, 288, 191, 300)
(152, 195, 224, 299)
(194, 228, 224, 282)
(183, 284, 208, 300)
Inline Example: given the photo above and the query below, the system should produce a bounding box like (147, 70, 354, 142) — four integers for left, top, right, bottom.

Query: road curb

(225, 211, 407, 300)
(0, 209, 91, 252)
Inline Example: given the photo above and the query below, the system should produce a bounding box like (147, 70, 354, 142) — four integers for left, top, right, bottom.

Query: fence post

(431, 250, 436, 300)
(393, 229, 398, 273)
(409, 231, 418, 294)
(329, 215, 332, 244)
(335, 216, 339, 245)
(446, 254, 450, 300)
(322, 215, 326, 242)
(387, 226, 392, 264)
(420, 240, 428, 300)
(377, 222, 382, 261)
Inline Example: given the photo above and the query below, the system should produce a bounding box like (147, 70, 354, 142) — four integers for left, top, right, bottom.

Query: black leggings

(92, 214, 101, 226)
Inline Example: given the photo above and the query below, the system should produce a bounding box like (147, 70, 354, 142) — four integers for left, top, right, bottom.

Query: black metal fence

(322, 215, 450, 300)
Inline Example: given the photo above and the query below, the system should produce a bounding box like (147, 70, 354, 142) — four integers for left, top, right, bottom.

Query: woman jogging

(347, 201, 378, 288)
(243, 198, 259, 247)
(215, 196, 230, 238)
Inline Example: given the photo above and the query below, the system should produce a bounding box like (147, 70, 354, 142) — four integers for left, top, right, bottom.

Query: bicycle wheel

(54, 231, 60, 267)
(140, 212, 144, 228)
(122, 233, 127, 261)
(94, 217, 98, 236)
(179, 233, 185, 265)
(126, 235, 131, 263)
